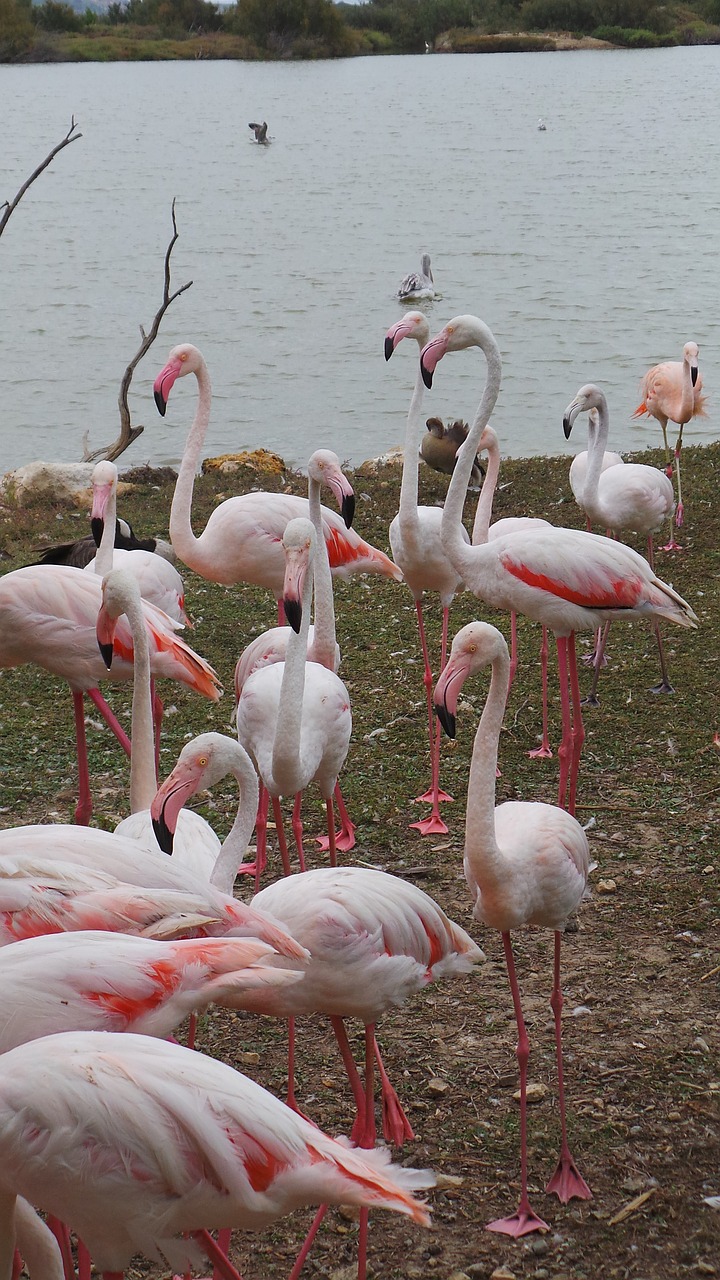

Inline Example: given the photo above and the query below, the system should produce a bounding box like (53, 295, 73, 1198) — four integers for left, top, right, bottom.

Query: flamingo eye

(468, 644, 477, 653)
(180, 352, 188, 362)
(197, 756, 208, 767)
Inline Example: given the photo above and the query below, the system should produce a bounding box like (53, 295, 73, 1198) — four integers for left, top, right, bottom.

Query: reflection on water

(0, 49, 718, 475)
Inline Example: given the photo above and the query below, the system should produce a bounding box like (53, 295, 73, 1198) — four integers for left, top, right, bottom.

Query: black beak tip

(152, 813, 175, 856)
(98, 640, 114, 670)
(341, 493, 355, 530)
(284, 597, 302, 633)
(154, 389, 167, 417)
(384, 336, 395, 362)
(435, 702, 456, 739)
(90, 516, 103, 548)
(562, 416, 573, 440)
(421, 361, 433, 389)
(691, 367, 698, 386)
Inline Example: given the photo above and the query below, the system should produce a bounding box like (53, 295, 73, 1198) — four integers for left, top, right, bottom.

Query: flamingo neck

(271, 552, 314, 794)
(0, 1190, 17, 1280)
(441, 322, 502, 578)
(582, 400, 611, 520)
(307, 476, 337, 671)
(397, 358, 426, 556)
(94, 478, 118, 577)
(124, 592, 157, 813)
(679, 354, 695, 422)
(464, 649, 509, 890)
(13, 1199, 64, 1280)
(470, 431, 500, 544)
(209, 745, 260, 895)
(169, 358, 212, 572)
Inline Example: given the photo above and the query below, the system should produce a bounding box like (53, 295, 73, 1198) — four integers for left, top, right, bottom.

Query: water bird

(421, 416, 484, 487)
(633, 340, 705, 548)
(249, 120, 269, 143)
(397, 253, 435, 302)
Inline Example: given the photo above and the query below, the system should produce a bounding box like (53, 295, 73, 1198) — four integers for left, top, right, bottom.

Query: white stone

(1, 461, 97, 507)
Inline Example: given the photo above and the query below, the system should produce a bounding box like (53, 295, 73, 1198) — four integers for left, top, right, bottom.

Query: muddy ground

(0, 441, 718, 1280)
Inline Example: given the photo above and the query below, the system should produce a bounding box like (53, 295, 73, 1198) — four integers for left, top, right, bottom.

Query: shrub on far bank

(592, 21, 675, 39)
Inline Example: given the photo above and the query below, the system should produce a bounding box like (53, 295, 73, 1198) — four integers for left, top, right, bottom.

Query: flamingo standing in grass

(421, 314, 699, 815)
(0, 563, 220, 825)
(0, 1031, 434, 1280)
(236, 520, 352, 880)
(153, 343, 401, 618)
(434, 621, 593, 1236)
(563, 383, 677, 700)
(385, 311, 466, 834)
(632, 340, 705, 548)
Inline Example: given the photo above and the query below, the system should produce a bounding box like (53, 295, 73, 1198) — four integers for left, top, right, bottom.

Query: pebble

(428, 1077, 451, 1096)
(490, 1269, 517, 1280)
(596, 879, 617, 894)
(513, 1081, 547, 1103)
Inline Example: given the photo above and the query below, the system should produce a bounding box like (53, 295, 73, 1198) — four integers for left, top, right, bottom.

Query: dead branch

(0, 118, 82, 241)
(83, 199, 193, 464)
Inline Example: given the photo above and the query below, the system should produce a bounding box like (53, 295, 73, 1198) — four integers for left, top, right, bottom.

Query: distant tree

(229, 0, 351, 52)
(33, 0, 83, 30)
(0, 0, 34, 56)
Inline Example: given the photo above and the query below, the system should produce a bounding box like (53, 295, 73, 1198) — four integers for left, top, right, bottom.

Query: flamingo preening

(421, 313, 698, 815)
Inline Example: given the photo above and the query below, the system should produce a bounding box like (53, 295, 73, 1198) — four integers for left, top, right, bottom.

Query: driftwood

(0, 118, 82, 241)
(83, 198, 193, 464)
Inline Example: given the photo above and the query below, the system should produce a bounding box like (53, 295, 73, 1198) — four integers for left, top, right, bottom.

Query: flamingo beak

(326, 471, 356, 529)
(283, 550, 308, 634)
(96, 610, 116, 670)
(562, 399, 581, 440)
(420, 330, 449, 389)
(384, 316, 417, 361)
(691, 365, 698, 387)
(384, 334, 396, 361)
(90, 481, 113, 547)
(433, 655, 471, 739)
(150, 768, 197, 856)
(153, 358, 182, 416)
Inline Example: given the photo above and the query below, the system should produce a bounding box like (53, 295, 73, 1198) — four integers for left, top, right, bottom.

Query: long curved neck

(397, 355, 426, 555)
(94, 480, 117, 577)
(679, 355, 694, 421)
(308, 476, 336, 671)
(441, 324, 502, 578)
(209, 747, 260, 895)
(124, 593, 157, 813)
(582, 402, 609, 513)
(271, 554, 314, 792)
(471, 433, 500, 544)
(169, 359, 212, 570)
(464, 649, 509, 887)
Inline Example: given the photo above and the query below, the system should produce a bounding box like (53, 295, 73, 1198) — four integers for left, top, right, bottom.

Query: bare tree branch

(0, 118, 82, 241)
(83, 199, 193, 464)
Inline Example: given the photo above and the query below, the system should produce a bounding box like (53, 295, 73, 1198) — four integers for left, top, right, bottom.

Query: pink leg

(646, 537, 674, 694)
(316, 781, 356, 852)
(582, 622, 611, 707)
(190, 1229, 244, 1280)
(507, 612, 519, 693)
(581, 624, 607, 666)
(528, 626, 553, 759)
(287, 1204, 328, 1280)
(545, 932, 592, 1203)
(187, 1011, 198, 1051)
(213, 1231, 233, 1280)
(412, 604, 451, 834)
(78, 1239, 92, 1280)
(254, 785, 269, 889)
(72, 691, 93, 825)
(555, 637, 572, 812)
(12, 1252, 22, 1280)
(374, 1035, 414, 1146)
(85, 687, 132, 755)
(330, 1016, 369, 1140)
(291, 793, 306, 871)
(47, 1218, 75, 1280)
(271, 795, 292, 876)
(486, 932, 549, 1237)
(566, 635, 585, 818)
(324, 795, 337, 867)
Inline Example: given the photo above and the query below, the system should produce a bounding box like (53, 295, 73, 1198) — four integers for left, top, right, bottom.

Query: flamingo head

(308, 449, 355, 528)
(420, 315, 485, 388)
(683, 341, 700, 386)
(384, 311, 430, 360)
(150, 732, 227, 854)
(96, 569, 138, 669)
(153, 344, 203, 416)
(90, 460, 119, 545)
(433, 621, 508, 738)
(282, 518, 315, 634)
(562, 384, 606, 439)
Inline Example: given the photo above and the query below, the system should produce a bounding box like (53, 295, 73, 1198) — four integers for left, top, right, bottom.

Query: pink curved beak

(283, 547, 310, 633)
(433, 652, 472, 739)
(420, 329, 450, 388)
(385, 316, 420, 360)
(153, 358, 183, 416)
(96, 606, 118, 670)
(151, 760, 202, 853)
(325, 468, 355, 529)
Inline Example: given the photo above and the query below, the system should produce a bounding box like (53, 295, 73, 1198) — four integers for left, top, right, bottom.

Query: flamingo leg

(12, 1252, 22, 1280)
(189, 1229, 243, 1280)
(486, 933, 549, 1237)
(271, 795, 292, 876)
(287, 1204, 328, 1280)
(660, 418, 682, 550)
(555, 637, 572, 812)
(673, 425, 685, 528)
(566, 635, 585, 818)
(329, 1016, 369, 1141)
(78, 1238, 92, 1280)
(213, 1231, 234, 1280)
(581, 625, 607, 667)
(316, 781, 356, 853)
(545, 932, 592, 1203)
(412, 603, 450, 835)
(290, 793, 306, 871)
(528, 625, 553, 759)
(85, 687, 132, 755)
(646, 535, 675, 694)
(187, 1011, 198, 1051)
(72, 691, 93, 826)
(324, 795, 337, 867)
(507, 611, 519, 692)
(582, 621, 611, 707)
(46, 1218, 75, 1280)
(374, 1034, 414, 1146)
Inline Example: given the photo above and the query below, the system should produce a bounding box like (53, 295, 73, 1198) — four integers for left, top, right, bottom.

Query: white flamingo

(434, 621, 593, 1237)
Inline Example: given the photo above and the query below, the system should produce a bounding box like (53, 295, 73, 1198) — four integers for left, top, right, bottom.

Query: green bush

(33, 1, 83, 31)
(592, 21, 674, 39)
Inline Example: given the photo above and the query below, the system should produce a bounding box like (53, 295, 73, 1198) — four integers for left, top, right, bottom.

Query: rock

(427, 1077, 450, 1096)
(1, 461, 97, 507)
(513, 1081, 547, 1103)
(490, 1268, 517, 1280)
(357, 447, 405, 475)
(596, 879, 617, 894)
(201, 448, 286, 475)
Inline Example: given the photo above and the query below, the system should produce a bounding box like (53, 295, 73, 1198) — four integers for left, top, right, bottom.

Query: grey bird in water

(397, 252, 435, 302)
(421, 418, 484, 488)
(249, 121, 269, 144)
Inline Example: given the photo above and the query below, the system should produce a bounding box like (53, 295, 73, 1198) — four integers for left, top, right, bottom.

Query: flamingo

(632, 340, 705, 547)
(434, 620, 593, 1237)
(568, 409, 624, 525)
(563, 383, 677, 699)
(153, 343, 401, 620)
(421, 314, 699, 815)
(0, 1030, 434, 1280)
(0, 931, 302, 1052)
(385, 311, 467, 834)
(236, 519, 352, 880)
(397, 253, 435, 302)
(233, 449, 357, 854)
(0, 563, 220, 825)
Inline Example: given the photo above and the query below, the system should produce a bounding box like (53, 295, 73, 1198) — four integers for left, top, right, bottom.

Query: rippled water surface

(1, 49, 718, 474)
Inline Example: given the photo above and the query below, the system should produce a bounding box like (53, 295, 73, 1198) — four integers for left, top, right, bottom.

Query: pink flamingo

(385, 311, 466, 835)
(632, 340, 705, 548)
(0, 1030, 434, 1280)
(564, 383, 677, 699)
(0, 562, 220, 825)
(434, 620, 593, 1236)
(236, 519, 352, 880)
(233, 450, 357, 854)
(153, 343, 401, 617)
(421, 314, 698, 815)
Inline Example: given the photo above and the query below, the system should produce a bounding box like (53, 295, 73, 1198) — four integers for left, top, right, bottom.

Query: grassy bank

(0, 441, 718, 1278)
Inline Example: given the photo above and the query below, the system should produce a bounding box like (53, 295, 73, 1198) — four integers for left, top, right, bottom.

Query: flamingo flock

(0, 313, 703, 1279)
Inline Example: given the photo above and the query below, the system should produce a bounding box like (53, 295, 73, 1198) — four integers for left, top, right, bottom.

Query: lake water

(1, 48, 718, 477)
